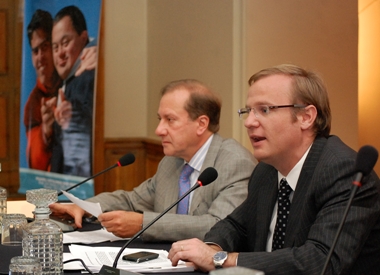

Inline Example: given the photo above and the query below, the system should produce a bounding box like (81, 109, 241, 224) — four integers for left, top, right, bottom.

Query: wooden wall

(97, 138, 164, 194)
(0, 0, 22, 198)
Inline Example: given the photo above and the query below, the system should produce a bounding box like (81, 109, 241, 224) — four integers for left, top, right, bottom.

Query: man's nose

(56, 45, 65, 58)
(36, 48, 44, 60)
(244, 111, 259, 128)
(155, 121, 166, 136)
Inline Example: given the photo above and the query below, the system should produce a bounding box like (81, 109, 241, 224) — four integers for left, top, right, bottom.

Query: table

(0, 221, 203, 275)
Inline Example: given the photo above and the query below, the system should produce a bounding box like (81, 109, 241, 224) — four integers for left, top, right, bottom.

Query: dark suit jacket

(204, 136, 380, 275)
(51, 69, 95, 176)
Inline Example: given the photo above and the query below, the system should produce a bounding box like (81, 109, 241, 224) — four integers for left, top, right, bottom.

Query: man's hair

(27, 9, 53, 46)
(160, 79, 221, 133)
(54, 5, 88, 36)
(248, 64, 331, 138)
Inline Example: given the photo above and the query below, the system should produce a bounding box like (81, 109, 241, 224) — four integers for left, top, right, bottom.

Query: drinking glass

(1, 213, 27, 245)
(9, 256, 42, 275)
(0, 186, 6, 225)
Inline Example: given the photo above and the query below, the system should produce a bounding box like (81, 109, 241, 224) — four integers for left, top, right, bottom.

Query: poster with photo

(19, 0, 102, 200)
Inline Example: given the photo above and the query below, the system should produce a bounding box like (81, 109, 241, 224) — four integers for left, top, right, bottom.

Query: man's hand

(168, 239, 238, 272)
(41, 96, 57, 144)
(54, 89, 72, 130)
(75, 46, 97, 77)
(168, 238, 220, 272)
(49, 203, 85, 228)
(97, 211, 143, 238)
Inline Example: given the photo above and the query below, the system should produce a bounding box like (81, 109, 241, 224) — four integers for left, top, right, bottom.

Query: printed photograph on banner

(19, 0, 102, 200)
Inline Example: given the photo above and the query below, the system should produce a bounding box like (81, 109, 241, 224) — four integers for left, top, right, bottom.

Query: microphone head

(198, 167, 218, 186)
(355, 145, 378, 176)
(118, 153, 135, 167)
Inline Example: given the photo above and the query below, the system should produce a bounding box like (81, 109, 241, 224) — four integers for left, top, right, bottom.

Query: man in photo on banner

(48, 5, 97, 177)
(24, 9, 61, 171)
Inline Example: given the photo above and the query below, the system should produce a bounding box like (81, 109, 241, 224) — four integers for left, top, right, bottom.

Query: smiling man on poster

(19, 0, 101, 199)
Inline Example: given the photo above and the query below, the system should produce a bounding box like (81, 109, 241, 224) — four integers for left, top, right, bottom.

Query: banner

(19, 0, 102, 200)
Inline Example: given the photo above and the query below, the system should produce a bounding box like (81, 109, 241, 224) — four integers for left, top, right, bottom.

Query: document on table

(65, 244, 193, 273)
(63, 228, 128, 244)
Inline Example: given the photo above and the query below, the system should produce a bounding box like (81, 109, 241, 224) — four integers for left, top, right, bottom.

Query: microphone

(57, 153, 135, 196)
(98, 167, 218, 275)
(320, 145, 378, 275)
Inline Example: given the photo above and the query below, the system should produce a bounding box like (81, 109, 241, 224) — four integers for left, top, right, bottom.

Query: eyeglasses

(237, 104, 307, 119)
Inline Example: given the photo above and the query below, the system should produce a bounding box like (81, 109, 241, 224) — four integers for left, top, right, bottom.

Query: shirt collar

(185, 134, 214, 172)
(278, 144, 312, 191)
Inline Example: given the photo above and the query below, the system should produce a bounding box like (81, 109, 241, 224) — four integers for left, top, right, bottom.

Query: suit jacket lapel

(255, 167, 278, 250)
(285, 136, 327, 247)
(163, 158, 184, 212)
(189, 134, 222, 213)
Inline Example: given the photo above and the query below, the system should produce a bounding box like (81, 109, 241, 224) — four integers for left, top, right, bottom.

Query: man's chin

(162, 149, 172, 157)
(38, 75, 46, 85)
(56, 67, 69, 80)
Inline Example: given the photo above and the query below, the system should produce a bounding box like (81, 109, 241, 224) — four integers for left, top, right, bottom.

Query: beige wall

(146, 0, 236, 139)
(243, 1, 358, 151)
(102, 0, 359, 153)
(359, 0, 380, 174)
(102, 0, 148, 137)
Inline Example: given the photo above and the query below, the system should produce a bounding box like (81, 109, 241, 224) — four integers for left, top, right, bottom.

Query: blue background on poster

(19, 0, 101, 200)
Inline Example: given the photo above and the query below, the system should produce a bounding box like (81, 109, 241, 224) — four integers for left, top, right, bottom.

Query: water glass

(9, 256, 42, 275)
(0, 186, 6, 225)
(1, 213, 27, 246)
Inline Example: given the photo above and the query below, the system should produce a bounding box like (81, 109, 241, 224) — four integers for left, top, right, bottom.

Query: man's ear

(197, 115, 210, 135)
(80, 30, 89, 46)
(299, 105, 317, 130)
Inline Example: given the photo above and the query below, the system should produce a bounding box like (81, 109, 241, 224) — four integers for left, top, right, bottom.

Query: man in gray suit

(50, 79, 256, 242)
(169, 64, 380, 274)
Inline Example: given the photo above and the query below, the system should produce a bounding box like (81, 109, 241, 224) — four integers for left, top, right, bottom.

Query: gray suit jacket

(88, 133, 256, 242)
(204, 136, 380, 275)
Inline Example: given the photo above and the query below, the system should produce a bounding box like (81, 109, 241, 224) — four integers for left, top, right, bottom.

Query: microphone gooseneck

(57, 153, 135, 196)
(320, 145, 378, 275)
(111, 167, 218, 268)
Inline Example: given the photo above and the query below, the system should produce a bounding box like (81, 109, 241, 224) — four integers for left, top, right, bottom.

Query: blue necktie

(272, 178, 292, 251)
(176, 164, 194, 214)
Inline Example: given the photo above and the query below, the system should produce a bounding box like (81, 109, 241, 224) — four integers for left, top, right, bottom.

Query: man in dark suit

(168, 64, 380, 274)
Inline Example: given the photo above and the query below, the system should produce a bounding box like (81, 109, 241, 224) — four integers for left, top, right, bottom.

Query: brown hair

(160, 79, 221, 133)
(248, 64, 331, 138)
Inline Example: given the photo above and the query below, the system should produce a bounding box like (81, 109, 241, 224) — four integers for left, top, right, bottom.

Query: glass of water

(1, 213, 27, 245)
(0, 186, 6, 225)
(9, 256, 42, 275)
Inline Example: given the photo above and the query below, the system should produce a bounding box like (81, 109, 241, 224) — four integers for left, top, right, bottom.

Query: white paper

(63, 253, 84, 270)
(67, 244, 193, 273)
(63, 228, 128, 244)
(61, 190, 103, 217)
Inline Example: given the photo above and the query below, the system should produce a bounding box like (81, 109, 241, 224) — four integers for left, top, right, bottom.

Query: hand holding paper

(62, 190, 103, 217)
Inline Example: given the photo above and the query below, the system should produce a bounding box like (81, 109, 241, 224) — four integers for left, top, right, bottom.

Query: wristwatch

(213, 251, 228, 269)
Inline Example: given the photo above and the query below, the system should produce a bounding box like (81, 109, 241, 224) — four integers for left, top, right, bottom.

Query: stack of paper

(64, 244, 194, 273)
(63, 228, 128, 244)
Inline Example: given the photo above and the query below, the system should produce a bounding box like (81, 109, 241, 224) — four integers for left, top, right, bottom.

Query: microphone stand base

(99, 265, 143, 275)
